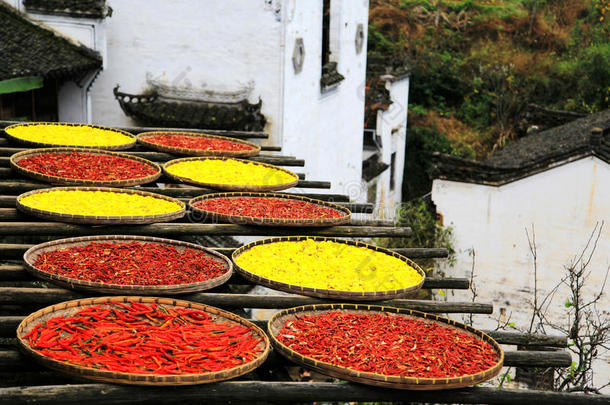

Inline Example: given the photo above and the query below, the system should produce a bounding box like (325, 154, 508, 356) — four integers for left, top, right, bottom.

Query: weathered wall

(432, 156, 610, 391)
(281, 0, 368, 196)
(89, 0, 284, 145)
(372, 76, 408, 217)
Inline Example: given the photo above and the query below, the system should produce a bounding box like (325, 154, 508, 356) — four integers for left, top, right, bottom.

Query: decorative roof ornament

(145, 73, 254, 104)
(113, 85, 266, 132)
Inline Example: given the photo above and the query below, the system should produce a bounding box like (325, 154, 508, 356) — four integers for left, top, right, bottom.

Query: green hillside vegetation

(368, 0, 609, 199)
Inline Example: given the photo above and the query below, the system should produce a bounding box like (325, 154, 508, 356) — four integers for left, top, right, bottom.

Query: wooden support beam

(486, 330, 568, 347)
(0, 245, 449, 263)
(0, 381, 606, 405)
(0, 121, 270, 139)
(0, 265, 469, 289)
(0, 223, 411, 237)
(0, 318, 567, 347)
(0, 155, 304, 167)
(0, 288, 490, 312)
(0, 196, 373, 211)
(0, 180, 333, 197)
(0, 139, 281, 151)
(0, 347, 573, 374)
(0, 209, 387, 226)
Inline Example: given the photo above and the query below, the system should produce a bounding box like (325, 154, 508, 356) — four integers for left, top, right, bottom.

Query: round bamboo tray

(163, 157, 299, 192)
(137, 131, 261, 157)
(232, 236, 425, 300)
(188, 192, 351, 227)
(10, 147, 162, 187)
(268, 303, 504, 390)
(16, 186, 186, 225)
(23, 235, 233, 295)
(4, 122, 136, 150)
(17, 296, 270, 385)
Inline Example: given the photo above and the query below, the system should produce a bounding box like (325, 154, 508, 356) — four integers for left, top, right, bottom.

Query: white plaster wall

(89, 0, 284, 146)
(373, 77, 408, 218)
(432, 156, 610, 392)
(280, 0, 368, 197)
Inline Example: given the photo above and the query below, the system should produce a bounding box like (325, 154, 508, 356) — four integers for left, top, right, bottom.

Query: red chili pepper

(33, 241, 228, 286)
(194, 197, 344, 220)
(17, 152, 157, 181)
(276, 312, 499, 378)
(144, 134, 255, 152)
(23, 303, 263, 375)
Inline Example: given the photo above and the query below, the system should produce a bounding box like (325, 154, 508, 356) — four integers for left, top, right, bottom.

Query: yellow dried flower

(6, 124, 134, 147)
(19, 190, 182, 217)
(165, 159, 297, 186)
(235, 239, 423, 292)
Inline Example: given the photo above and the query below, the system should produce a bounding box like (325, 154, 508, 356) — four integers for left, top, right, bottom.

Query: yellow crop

(235, 239, 423, 292)
(19, 190, 182, 217)
(166, 159, 296, 186)
(6, 124, 133, 147)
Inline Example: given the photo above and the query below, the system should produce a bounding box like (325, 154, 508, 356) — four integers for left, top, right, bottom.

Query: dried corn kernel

(19, 190, 182, 217)
(235, 239, 423, 292)
(6, 124, 133, 147)
(166, 159, 296, 186)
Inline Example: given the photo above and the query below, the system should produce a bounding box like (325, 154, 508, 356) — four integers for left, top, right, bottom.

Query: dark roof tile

(431, 109, 610, 185)
(24, 0, 109, 19)
(0, 2, 102, 82)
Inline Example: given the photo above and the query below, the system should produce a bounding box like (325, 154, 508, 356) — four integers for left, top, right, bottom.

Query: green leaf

(565, 301, 573, 308)
(438, 289, 446, 297)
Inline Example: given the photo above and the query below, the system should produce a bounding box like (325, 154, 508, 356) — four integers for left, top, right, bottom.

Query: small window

(321, 0, 331, 67)
(390, 152, 396, 191)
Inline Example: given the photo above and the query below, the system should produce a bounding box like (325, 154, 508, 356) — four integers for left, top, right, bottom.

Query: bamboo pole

(0, 381, 605, 405)
(0, 223, 412, 237)
(0, 318, 567, 347)
(0, 288, 491, 313)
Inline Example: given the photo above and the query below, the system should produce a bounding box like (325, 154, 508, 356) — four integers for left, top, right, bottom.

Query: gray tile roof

(430, 109, 610, 185)
(24, 0, 109, 19)
(0, 2, 102, 81)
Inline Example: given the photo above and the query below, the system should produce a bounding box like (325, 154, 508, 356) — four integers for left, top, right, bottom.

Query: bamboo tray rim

(137, 131, 261, 157)
(163, 157, 299, 192)
(16, 186, 186, 225)
(23, 235, 233, 294)
(4, 122, 136, 150)
(9, 147, 162, 187)
(267, 303, 505, 389)
(16, 296, 270, 385)
(231, 236, 426, 300)
(188, 192, 351, 226)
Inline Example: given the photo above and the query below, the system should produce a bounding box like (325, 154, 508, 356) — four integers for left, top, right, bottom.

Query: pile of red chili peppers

(23, 302, 263, 374)
(144, 135, 255, 151)
(17, 152, 158, 181)
(33, 241, 228, 286)
(193, 197, 344, 219)
(277, 312, 499, 378)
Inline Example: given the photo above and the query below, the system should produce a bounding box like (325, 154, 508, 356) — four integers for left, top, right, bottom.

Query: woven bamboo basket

(188, 192, 351, 227)
(16, 186, 186, 225)
(137, 131, 261, 157)
(232, 236, 425, 301)
(4, 122, 136, 150)
(10, 147, 162, 187)
(163, 157, 299, 192)
(23, 235, 233, 295)
(16, 296, 270, 385)
(268, 303, 504, 390)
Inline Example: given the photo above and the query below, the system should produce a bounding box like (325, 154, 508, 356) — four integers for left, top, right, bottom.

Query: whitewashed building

(1, 0, 409, 203)
(431, 110, 610, 391)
